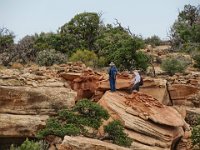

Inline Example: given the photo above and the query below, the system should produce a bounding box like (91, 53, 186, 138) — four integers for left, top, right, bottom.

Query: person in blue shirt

(108, 62, 118, 92)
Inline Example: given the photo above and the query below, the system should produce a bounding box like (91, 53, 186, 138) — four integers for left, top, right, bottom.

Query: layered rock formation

(58, 136, 129, 150)
(0, 65, 77, 138)
(98, 91, 185, 150)
(0, 63, 198, 150)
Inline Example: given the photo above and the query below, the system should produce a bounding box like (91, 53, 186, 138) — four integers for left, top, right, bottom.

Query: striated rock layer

(58, 136, 129, 150)
(98, 91, 185, 150)
(0, 65, 78, 138)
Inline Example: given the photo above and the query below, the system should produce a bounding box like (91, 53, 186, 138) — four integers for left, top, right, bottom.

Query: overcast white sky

(0, 0, 199, 42)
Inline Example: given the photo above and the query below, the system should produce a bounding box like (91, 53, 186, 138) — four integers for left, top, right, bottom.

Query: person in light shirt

(130, 70, 141, 92)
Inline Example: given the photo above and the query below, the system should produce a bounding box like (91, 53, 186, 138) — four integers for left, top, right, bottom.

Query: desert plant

(104, 120, 133, 147)
(161, 57, 188, 75)
(145, 35, 161, 47)
(10, 138, 40, 150)
(134, 51, 150, 71)
(37, 99, 109, 138)
(37, 118, 80, 138)
(69, 49, 98, 67)
(170, 4, 200, 50)
(73, 99, 109, 120)
(36, 49, 66, 66)
(191, 116, 200, 149)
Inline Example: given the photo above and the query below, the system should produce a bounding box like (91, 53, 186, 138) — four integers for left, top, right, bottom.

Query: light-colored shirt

(132, 72, 141, 85)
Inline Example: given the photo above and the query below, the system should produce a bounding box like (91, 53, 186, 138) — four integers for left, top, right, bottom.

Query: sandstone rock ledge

(58, 136, 129, 150)
(98, 91, 185, 150)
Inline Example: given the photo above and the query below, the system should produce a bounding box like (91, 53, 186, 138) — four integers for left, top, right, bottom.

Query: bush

(193, 55, 200, 69)
(97, 56, 107, 68)
(104, 120, 133, 147)
(161, 57, 188, 75)
(37, 118, 80, 138)
(145, 35, 161, 47)
(37, 99, 109, 138)
(10, 138, 40, 150)
(69, 49, 98, 67)
(134, 51, 150, 71)
(192, 116, 200, 148)
(36, 49, 66, 66)
(73, 99, 109, 120)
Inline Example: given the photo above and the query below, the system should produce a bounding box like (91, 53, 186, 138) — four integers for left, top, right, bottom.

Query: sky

(0, 0, 199, 43)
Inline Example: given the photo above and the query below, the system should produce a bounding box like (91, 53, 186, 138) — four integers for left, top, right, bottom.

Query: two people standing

(108, 62, 142, 93)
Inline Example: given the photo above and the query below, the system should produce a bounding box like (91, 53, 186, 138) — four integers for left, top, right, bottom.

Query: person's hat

(109, 62, 115, 66)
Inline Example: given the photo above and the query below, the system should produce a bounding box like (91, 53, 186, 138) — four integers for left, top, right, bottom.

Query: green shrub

(37, 99, 109, 138)
(36, 49, 66, 66)
(10, 138, 40, 150)
(193, 54, 200, 69)
(134, 51, 150, 71)
(161, 57, 187, 75)
(37, 117, 80, 139)
(192, 116, 200, 148)
(58, 109, 102, 129)
(104, 120, 133, 147)
(69, 49, 98, 67)
(73, 99, 109, 120)
(97, 56, 107, 68)
(145, 35, 161, 47)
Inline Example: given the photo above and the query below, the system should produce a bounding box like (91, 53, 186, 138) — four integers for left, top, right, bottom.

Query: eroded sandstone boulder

(98, 91, 185, 150)
(0, 65, 77, 138)
(168, 84, 199, 106)
(0, 114, 49, 137)
(58, 136, 129, 150)
(0, 86, 76, 115)
(140, 78, 171, 105)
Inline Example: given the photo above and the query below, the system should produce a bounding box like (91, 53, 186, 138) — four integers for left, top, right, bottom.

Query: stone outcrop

(167, 71, 200, 106)
(140, 78, 171, 105)
(98, 91, 185, 150)
(168, 84, 199, 106)
(58, 136, 129, 150)
(0, 63, 198, 149)
(0, 114, 48, 137)
(0, 86, 76, 115)
(0, 64, 77, 138)
(61, 69, 171, 106)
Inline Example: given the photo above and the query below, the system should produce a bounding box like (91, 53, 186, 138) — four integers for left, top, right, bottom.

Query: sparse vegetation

(37, 99, 132, 147)
(69, 49, 98, 67)
(104, 120, 133, 147)
(170, 4, 200, 50)
(191, 116, 200, 149)
(161, 57, 188, 75)
(145, 35, 161, 47)
(37, 99, 109, 138)
(36, 49, 66, 66)
(10, 138, 40, 150)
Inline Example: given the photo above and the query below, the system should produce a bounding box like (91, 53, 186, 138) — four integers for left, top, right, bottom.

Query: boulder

(0, 66, 78, 140)
(98, 91, 185, 149)
(0, 86, 76, 115)
(140, 78, 171, 105)
(168, 84, 199, 106)
(0, 114, 48, 137)
(58, 135, 129, 150)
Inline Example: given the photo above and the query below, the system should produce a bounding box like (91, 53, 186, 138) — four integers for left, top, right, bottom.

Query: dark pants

(109, 78, 116, 92)
(131, 82, 140, 93)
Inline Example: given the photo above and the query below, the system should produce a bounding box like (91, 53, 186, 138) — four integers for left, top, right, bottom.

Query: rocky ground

(0, 46, 200, 150)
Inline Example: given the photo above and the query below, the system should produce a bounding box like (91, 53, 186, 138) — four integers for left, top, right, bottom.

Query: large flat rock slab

(0, 114, 49, 137)
(98, 91, 185, 149)
(0, 86, 76, 115)
(58, 135, 129, 150)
